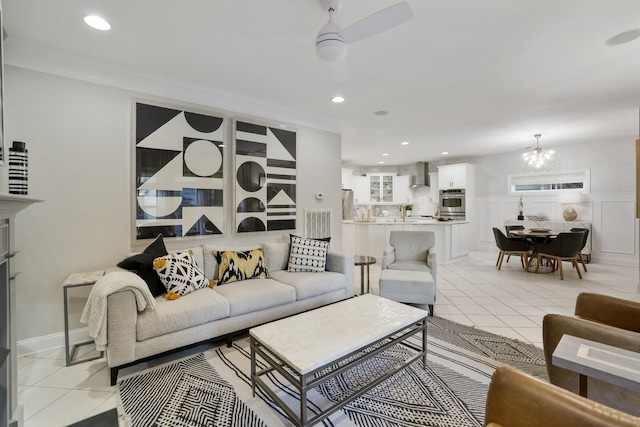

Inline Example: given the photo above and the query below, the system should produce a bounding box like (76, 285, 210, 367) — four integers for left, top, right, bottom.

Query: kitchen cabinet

(353, 176, 369, 205)
(368, 173, 395, 203)
(438, 164, 473, 189)
(341, 168, 354, 189)
(450, 223, 470, 258)
(393, 175, 412, 204)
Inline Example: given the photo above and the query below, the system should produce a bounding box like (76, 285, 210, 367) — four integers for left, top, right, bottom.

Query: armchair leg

(428, 304, 434, 316)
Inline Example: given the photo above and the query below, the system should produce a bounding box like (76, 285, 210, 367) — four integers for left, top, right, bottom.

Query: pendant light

(520, 134, 557, 171)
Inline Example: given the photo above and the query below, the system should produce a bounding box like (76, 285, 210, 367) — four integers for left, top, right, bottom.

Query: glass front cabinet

(368, 174, 394, 203)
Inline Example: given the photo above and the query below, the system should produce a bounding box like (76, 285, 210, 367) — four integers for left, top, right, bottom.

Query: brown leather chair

(485, 366, 640, 427)
(543, 293, 640, 416)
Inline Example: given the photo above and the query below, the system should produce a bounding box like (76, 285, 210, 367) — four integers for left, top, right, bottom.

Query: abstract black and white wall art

(235, 120, 297, 233)
(134, 101, 225, 241)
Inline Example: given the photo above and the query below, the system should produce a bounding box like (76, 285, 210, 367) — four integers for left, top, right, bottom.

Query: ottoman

(379, 269, 435, 315)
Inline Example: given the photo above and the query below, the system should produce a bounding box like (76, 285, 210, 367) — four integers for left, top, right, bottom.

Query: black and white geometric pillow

(288, 235, 329, 273)
(153, 250, 210, 299)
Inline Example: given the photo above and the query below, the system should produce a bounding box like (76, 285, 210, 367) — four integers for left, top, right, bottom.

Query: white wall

(5, 66, 342, 345)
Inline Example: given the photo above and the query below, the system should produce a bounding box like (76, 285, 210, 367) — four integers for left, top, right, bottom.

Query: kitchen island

(342, 218, 470, 264)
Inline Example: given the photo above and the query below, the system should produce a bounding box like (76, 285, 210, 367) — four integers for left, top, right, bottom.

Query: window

(508, 169, 590, 195)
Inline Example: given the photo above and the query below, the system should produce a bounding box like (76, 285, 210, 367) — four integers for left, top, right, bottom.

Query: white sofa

(105, 241, 354, 384)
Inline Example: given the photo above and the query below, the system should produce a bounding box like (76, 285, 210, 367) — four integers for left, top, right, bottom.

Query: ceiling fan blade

(340, 1, 414, 45)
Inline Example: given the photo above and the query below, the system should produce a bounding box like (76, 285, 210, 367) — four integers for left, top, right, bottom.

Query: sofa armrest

(542, 314, 640, 415)
(575, 293, 640, 333)
(106, 290, 139, 368)
(326, 250, 355, 298)
(381, 247, 395, 270)
(427, 252, 436, 283)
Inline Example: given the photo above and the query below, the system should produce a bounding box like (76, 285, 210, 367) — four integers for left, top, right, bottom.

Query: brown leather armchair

(485, 366, 640, 427)
(543, 292, 640, 416)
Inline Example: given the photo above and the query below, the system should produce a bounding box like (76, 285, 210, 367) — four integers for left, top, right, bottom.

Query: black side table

(354, 255, 376, 295)
(63, 270, 105, 366)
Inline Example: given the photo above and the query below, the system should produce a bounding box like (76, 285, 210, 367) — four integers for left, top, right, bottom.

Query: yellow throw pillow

(212, 249, 269, 286)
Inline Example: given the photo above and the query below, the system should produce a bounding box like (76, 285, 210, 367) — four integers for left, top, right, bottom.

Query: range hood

(411, 162, 430, 187)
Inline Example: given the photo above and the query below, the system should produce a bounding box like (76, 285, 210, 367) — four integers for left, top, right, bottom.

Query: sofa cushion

(117, 234, 168, 297)
(269, 270, 346, 301)
(213, 249, 269, 286)
(153, 250, 210, 299)
(261, 242, 290, 272)
(388, 260, 431, 272)
(212, 278, 296, 317)
(288, 235, 329, 273)
(136, 288, 230, 341)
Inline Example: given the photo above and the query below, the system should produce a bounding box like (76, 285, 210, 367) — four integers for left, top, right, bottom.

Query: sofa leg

(110, 367, 118, 386)
(226, 336, 233, 348)
(428, 304, 434, 316)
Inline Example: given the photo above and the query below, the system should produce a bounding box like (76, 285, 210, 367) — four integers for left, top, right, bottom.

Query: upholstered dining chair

(543, 293, 640, 416)
(492, 228, 530, 270)
(570, 227, 589, 272)
(379, 230, 436, 315)
(532, 231, 584, 279)
(503, 225, 526, 263)
(484, 366, 640, 426)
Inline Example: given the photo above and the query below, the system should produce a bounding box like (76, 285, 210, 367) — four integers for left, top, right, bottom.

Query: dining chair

(503, 225, 526, 263)
(492, 228, 530, 270)
(570, 227, 589, 272)
(533, 231, 585, 279)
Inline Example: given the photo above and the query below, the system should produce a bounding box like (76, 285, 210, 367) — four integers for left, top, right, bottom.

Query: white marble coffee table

(250, 294, 428, 427)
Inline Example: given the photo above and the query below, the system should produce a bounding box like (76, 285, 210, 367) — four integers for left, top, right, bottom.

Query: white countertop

(343, 218, 468, 225)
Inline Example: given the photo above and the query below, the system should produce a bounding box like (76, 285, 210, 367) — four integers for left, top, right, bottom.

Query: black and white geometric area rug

(119, 353, 267, 427)
(119, 317, 547, 427)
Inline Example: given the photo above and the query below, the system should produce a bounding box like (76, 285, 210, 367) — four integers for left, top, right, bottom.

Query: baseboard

(17, 327, 91, 357)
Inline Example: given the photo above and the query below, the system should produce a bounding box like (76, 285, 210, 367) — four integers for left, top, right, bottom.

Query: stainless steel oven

(439, 189, 465, 218)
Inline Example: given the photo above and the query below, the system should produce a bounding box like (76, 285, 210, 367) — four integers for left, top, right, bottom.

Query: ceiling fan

(315, 0, 414, 62)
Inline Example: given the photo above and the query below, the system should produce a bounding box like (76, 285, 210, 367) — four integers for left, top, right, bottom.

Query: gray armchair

(379, 231, 437, 315)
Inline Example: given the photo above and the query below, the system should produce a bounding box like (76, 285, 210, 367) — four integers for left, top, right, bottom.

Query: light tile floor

(16, 249, 640, 426)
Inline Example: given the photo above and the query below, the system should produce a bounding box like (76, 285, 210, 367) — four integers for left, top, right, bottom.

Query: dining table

(509, 228, 559, 273)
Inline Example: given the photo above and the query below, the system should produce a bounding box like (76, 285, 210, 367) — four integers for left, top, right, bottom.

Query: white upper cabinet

(393, 175, 412, 204)
(341, 168, 354, 189)
(353, 176, 369, 204)
(438, 164, 474, 189)
(368, 173, 395, 204)
(438, 164, 467, 189)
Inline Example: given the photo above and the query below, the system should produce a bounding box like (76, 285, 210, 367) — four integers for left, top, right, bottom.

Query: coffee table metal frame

(250, 317, 426, 427)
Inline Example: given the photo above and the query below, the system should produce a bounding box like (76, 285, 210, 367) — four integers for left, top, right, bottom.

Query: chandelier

(520, 134, 556, 170)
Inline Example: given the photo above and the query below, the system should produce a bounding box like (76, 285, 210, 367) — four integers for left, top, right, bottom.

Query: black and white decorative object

(235, 120, 297, 233)
(134, 101, 225, 241)
(8, 141, 28, 195)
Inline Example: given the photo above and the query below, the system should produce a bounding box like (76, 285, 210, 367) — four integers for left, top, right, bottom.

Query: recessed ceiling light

(401, 141, 409, 146)
(441, 151, 449, 155)
(382, 153, 389, 156)
(378, 161, 385, 164)
(374, 110, 388, 116)
(84, 15, 111, 31)
(331, 96, 345, 103)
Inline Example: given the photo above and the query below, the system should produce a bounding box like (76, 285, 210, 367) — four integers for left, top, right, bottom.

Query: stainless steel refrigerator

(342, 189, 354, 220)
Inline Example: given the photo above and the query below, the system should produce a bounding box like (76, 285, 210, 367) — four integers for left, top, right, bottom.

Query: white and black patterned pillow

(153, 250, 210, 299)
(288, 235, 329, 273)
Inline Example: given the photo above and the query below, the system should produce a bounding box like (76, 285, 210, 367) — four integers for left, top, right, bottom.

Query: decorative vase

(8, 141, 28, 195)
(563, 205, 577, 221)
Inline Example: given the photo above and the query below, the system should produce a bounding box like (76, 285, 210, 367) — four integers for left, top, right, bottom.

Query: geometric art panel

(134, 101, 225, 240)
(235, 119, 296, 233)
